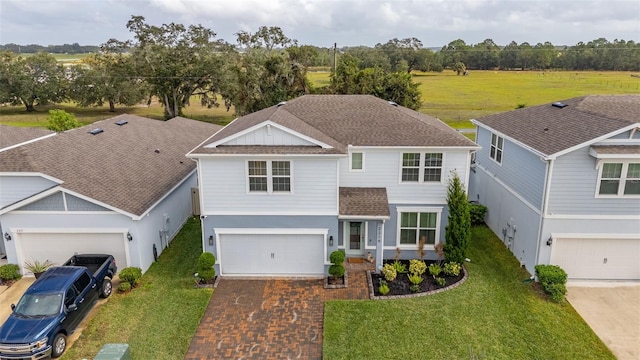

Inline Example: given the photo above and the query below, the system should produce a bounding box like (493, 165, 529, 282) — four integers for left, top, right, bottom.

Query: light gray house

(0, 115, 221, 274)
(469, 95, 640, 280)
(187, 95, 479, 277)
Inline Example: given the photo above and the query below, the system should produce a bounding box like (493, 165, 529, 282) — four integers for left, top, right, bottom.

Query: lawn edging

(366, 265, 469, 300)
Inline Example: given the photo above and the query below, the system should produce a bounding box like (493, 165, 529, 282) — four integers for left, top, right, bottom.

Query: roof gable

(205, 120, 330, 148)
(190, 95, 476, 155)
(0, 115, 222, 217)
(473, 95, 640, 157)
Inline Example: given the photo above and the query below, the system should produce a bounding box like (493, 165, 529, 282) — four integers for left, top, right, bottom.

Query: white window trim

(490, 133, 504, 165)
(595, 161, 640, 198)
(398, 152, 446, 185)
(349, 152, 365, 172)
(245, 160, 294, 195)
(395, 206, 442, 250)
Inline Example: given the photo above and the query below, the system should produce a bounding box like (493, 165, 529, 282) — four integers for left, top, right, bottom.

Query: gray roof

(473, 95, 640, 156)
(0, 125, 54, 150)
(190, 95, 477, 155)
(339, 187, 390, 218)
(0, 115, 221, 216)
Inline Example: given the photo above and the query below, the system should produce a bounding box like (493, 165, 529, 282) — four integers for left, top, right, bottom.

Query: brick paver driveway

(185, 262, 372, 360)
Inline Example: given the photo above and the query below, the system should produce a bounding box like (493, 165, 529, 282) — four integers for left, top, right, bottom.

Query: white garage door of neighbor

(550, 238, 640, 280)
(219, 233, 325, 276)
(18, 233, 127, 273)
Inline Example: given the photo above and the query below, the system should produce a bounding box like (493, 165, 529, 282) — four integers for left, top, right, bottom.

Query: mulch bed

(370, 260, 464, 296)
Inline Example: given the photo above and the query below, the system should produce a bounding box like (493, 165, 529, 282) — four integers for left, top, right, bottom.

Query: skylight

(88, 128, 104, 135)
(115, 120, 128, 126)
(551, 102, 568, 108)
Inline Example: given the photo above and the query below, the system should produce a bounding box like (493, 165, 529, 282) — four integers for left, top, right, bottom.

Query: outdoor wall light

(546, 237, 553, 246)
(329, 235, 334, 246)
(3, 232, 11, 241)
(208, 235, 214, 246)
(127, 232, 133, 241)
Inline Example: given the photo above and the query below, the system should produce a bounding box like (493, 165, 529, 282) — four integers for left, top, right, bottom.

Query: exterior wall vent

(88, 128, 104, 135)
(551, 102, 568, 108)
(115, 120, 128, 126)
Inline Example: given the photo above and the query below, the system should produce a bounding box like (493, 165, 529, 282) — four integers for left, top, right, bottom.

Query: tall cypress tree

(443, 171, 471, 264)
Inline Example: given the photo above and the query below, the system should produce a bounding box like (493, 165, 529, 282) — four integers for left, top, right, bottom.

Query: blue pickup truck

(0, 255, 116, 359)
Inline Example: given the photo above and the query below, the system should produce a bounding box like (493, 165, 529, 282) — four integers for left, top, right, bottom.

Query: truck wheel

(51, 333, 66, 358)
(100, 279, 113, 298)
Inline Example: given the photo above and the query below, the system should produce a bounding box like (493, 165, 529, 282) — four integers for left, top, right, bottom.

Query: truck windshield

(14, 293, 63, 317)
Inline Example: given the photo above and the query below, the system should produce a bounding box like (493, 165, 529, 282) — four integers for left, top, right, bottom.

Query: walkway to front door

(185, 261, 374, 360)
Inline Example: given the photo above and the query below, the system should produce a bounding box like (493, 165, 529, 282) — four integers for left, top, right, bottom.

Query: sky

(0, 0, 638, 48)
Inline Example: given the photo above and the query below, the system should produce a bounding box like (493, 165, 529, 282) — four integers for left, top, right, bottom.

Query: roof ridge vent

(276, 101, 287, 107)
(88, 128, 104, 135)
(551, 102, 568, 108)
(115, 120, 128, 126)
(388, 101, 398, 107)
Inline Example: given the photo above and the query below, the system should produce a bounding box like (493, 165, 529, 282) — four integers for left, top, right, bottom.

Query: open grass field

(1, 70, 637, 129)
(323, 226, 615, 360)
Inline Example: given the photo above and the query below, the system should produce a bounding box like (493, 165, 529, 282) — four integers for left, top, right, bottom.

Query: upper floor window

(350, 152, 364, 171)
(598, 162, 640, 196)
(401, 152, 443, 183)
(248, 160, 291, 193)
(490, 133, 503, 164)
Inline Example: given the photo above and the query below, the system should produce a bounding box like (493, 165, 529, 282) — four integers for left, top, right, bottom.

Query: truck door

(63, 286, 82, 330)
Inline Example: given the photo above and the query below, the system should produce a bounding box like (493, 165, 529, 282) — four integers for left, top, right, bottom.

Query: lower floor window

(399, 211, 438, 246)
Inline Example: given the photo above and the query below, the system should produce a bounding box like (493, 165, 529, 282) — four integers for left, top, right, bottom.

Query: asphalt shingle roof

(474, 95, 640, 156)
(0, 125, 54, 150)
(0, 115, 221, 216)
(190, 95, 476, 155)
(590, 145, 640, 155)
(339, 187, 390, 218)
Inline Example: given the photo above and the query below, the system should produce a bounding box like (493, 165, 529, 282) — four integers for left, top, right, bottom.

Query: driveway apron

(186, 262, 373, 360)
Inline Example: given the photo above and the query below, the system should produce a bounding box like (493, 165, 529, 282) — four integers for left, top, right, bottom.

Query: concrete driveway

(0, 277, 35, 324)
(566, 283, 640, 360)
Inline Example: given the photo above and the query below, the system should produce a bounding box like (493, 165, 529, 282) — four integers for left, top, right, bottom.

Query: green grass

(61, 218, 212, 360)
(323, 226, 614, 360)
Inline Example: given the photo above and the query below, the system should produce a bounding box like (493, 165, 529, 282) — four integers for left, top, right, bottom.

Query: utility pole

(333, 42, 337, 74)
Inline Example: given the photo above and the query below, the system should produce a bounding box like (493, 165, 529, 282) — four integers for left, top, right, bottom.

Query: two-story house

(188, 95, 479, 277)
(469, 95, 640, 280)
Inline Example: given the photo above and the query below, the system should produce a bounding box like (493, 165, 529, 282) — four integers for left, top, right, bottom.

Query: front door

(346, 222, 365, 256)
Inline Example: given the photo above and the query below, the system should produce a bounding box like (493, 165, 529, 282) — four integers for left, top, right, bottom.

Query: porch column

(375, 220, 384, 273)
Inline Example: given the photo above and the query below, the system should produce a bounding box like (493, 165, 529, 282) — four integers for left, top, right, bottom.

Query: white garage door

(18, 233, 128, 273)
(219, 233, 325, 276)
(550, 237, 640, 280)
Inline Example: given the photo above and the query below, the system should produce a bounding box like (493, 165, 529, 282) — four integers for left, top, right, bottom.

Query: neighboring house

(469, 95, 640, 280)
(187, 95, 479, 277)
(0, 115, 221, 274)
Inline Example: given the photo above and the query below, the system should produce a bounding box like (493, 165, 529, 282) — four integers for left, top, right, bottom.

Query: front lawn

(323, 226, 614, 359)
(61, 217, 212, 360)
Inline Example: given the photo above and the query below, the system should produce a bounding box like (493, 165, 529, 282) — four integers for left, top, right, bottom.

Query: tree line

(0, 43, 100, 54)
(1, 16, 638, 119)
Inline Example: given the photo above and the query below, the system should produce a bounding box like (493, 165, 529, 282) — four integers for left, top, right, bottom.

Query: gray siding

(19, 192, 65, 211)
(0, 175, 57, 208)
(471, 167, 541, 274)
(221, 125, 316, 146)
(548, 147, 640, 215)
(475, 127, 546, 210)
(199, 157, 338, 215)
(66, 194, 110, 211)
(608, 130, 640, 140)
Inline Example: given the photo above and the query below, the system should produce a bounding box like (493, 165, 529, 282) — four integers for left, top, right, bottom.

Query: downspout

(533, 157, 554, 276)
(190, 157, 207, 253)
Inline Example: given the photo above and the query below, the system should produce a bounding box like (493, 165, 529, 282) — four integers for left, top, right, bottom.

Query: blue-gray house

(470, 95, 640, 280)
(188, 95, 479, 277)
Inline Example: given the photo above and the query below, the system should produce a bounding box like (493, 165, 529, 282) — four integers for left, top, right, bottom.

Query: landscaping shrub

(443, 262, 462, 277)
(381, 263, 397, 282)
(469, 202, 488, 225)
(436, 277, 446, 287)
(408, 259, 426, 276)
(119, 267, 142, 287)
(428, 263, 442, 277)
(328, 250, 346, 279)
(391, 260, 407, 274)
(378, 280, 390, 295)
(535, 264, 568, 302)
(197, 252, 216, 282)
(117, 281, 132, 293)
(444, 172, 471, 264)
(0, 264, 21, 282)
(407, 273, 423, 292)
